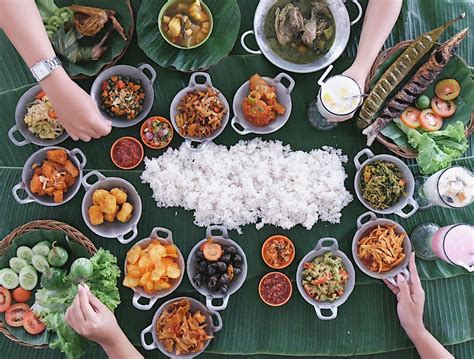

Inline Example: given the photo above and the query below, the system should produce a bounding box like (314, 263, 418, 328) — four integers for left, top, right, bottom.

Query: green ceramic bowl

(158, 0, 214, 50)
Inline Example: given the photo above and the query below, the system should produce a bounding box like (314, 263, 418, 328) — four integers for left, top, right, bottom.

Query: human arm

(0, 0, 111, 141)
(65, 284, 143, 359)
(384, 253, 454, 359)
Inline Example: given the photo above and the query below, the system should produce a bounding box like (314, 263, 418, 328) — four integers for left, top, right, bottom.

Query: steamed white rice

(141, 138, 352, 232)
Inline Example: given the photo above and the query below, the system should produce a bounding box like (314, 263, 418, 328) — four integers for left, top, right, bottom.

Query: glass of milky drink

(307, 65, 363, 131)
(416, 166, 474, 209)
(412, 223, 474, 271)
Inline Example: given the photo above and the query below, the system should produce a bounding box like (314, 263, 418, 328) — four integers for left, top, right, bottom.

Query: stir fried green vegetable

(360, 160, 407, 210)
(302, 252, 348, 302)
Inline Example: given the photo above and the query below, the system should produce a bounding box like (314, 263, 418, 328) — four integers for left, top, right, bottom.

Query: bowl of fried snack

(141, 297, 222, 357)
(12, 147, 86, 206)
(81, 170, 142, 244)
(123, 227, 185, 310)
(352, 211, 412, 287)
(232, 73, 294, 135)
(170, 72, 229, 151)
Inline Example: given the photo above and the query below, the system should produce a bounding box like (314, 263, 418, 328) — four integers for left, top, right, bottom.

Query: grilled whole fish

(362, 28, 468, 146)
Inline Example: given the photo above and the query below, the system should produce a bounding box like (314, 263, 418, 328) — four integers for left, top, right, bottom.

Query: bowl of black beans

(187, 225, 247, 311)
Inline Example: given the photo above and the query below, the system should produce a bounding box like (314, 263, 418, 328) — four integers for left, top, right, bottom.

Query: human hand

(384, 252, 426, 337)
(41, 69, 111, 142)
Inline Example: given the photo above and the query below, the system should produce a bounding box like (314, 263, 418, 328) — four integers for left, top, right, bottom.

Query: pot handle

(314, 237, 339, 252)
(184, 139, 208, 152)
(137, 63, 157, 85)
(386, 268, 411, 288)
(189, 72, 212, 87)
(273, 73, 295, 94)
(133, 292, 159, 311)
(209, 309, 223, 332)
(81, 170, 106, 192)
(12, 183, 35, 205)
(206, 225, 229, 239)
(353, 148, 374, 170)
(240, 30, 262, 55)
(356, 211, 377, 229)
(70, 148, 87, 170)
(117, 224, 138, 245)
(150, 227, 173, 244)
(8, 125, 30, 146)
(394, 197, 419, 218)
(317, 65, 333, 86)
(314, 305, 338, 320)
(345, 0, 363, 26)
(231, 116, 252, 135)
(206, 295, 229, 311)
(140, 324, 157, 350)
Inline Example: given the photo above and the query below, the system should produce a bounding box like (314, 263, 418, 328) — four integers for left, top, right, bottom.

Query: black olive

(196, 250, 204, 259)
(220, 284, 228, 294)
(216, 262, 227, 273)
(207, 265, 216, 276)
(218, 274, 228, 286)
(233, 267, 242, 276)
(233, 254, 242, 266)
(225, 246, 237, 255)
(193, 274, 202, 288)
(199, 260, 207, 271)
(220, 254, 231, 263)
(208, 276, 217, 290)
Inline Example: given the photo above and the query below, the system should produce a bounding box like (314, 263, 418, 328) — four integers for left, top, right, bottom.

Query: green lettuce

(394, 119, 468, 175)
(33, 249, 121, 359)
(36, 0, 59, 19)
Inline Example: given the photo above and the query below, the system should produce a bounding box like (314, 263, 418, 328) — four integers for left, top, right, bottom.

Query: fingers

(78, 285, 96, 320)
(396, 274, 413, 304)
(84, 284, 107, 312)
(383, 279, 399, 296)
(70, 288, 86, 321)
(409, 252, 422, 289)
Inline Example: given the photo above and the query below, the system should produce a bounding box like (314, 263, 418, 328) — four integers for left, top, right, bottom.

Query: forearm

(101, 329, 143, 359)
(408, 326, 454, 359)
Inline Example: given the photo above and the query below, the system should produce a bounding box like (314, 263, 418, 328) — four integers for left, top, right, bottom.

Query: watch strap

(30, 56, 62, 82)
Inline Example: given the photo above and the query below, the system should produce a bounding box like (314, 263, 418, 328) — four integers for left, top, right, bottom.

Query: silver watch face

(32, 62, 50, 81)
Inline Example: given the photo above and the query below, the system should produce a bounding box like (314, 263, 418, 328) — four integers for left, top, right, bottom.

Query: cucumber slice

(1, 268, 19, 289)
(32, 241, 51, 256)
(32, 254, 50, 273)
(19, 265, 38, 290)
(9, 257, 28, 274)
(17, 246, 33, 264)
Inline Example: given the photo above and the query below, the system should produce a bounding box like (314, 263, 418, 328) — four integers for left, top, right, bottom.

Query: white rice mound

(141, 138, 352, 232)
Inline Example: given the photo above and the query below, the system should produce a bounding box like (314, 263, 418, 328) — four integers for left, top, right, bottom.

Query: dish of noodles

(175, 88, 226, 138)
(156, 299, 212, 355)
(357, 224, 406, 273)
(24, 91, 64, 140)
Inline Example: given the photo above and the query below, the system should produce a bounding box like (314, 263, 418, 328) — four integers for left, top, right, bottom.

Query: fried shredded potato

(357, 225, 406, 273)
(156, 299, 212, 356)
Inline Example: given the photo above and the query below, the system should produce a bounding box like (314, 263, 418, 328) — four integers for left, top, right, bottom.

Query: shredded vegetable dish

(100, 75, 145, 120)
(360, 160, 406, 209)
(301, 252, 348, 302)
(357, 225, 406, 273)
(24, 91, 64, 140)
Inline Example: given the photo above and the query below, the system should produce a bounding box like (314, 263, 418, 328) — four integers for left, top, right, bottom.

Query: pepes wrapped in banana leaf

(357, 13, 465, 129)
(362, 28, 468, 146)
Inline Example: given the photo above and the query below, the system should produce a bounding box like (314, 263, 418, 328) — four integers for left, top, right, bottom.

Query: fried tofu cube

(47, 149, 67, 165)
(116, 202, 133, 223)
(110, 188, 127, 205)
(88, 205, 104, 225)
(104, 205, 119, 222)
(100, 193, 117, 214)
(126, 245, 141, 265)
(92, 189, 109, 206)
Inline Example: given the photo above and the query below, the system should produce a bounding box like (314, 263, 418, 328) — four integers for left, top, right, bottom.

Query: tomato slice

(400, 107, 421, 128)
(5, 303, 30, 327)
(431, 96, 456, 117)
(435, 79, 460, 101)
(419, 109, 443, 131)
(0, 286, 12, 313)
(23, 310, 46, 335)
(12, 287, 31, 303)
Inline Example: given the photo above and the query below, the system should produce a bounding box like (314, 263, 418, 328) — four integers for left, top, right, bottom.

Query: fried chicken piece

(242, 91, 276, 127)
(248, 74, 286, 116)
(53, 190, 64, 203)
(47, 149, 68, 165)
(64, 159, 79, 178)
(30, 173, 45, 195)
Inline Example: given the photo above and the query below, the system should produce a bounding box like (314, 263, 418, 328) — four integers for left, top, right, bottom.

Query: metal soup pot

(141, 296, 222, 358)
(241, 0, 362, 73)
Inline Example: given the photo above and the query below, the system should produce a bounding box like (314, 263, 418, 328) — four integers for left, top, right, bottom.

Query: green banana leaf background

(0, 0, 472, 358)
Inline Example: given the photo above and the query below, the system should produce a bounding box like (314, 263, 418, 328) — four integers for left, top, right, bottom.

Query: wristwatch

(30, 56, 62, 82)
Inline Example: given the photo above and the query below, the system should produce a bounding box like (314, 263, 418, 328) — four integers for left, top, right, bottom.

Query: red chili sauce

(259, 272, 292, 306)
(112, 138, 142, 169)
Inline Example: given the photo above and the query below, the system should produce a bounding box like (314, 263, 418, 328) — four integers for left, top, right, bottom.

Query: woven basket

(365, 40, 474, 159)
(0, 220, 97, 349)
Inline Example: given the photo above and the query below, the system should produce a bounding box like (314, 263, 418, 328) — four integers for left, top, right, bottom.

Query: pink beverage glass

(431, 224, 474, 272)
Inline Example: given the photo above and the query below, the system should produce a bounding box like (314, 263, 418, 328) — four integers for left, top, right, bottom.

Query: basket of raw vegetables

(361, 14, 473, 175)
(0, 220, 121, 359)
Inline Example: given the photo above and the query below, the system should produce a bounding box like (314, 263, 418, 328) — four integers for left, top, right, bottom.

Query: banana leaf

(136, 0, 241, 72)
(0, 230, 91, 346)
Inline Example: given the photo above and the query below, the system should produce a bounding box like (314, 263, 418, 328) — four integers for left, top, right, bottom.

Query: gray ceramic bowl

(354, 148, 419, 218)
(296, 237, 355, 320)
(90, 64, 156, 128)
(352, 211, 412, 287)
(81, 170, 142, 244)
(8, 84, 69, 147)
(141, 296, 222, 357)
(170, 72, 230, 151)
(187, 225, 247, 311)
(125, 227, 185, 311)
(12, 146, 86, 206)
(231, 73, 294, 135)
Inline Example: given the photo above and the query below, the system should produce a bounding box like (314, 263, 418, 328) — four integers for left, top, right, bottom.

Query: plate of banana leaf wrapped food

(358, 14, 473, 175)
(36, 0, 134, 78)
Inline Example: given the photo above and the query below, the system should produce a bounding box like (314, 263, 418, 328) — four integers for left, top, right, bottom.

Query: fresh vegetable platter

(0, 0, 473, 359)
